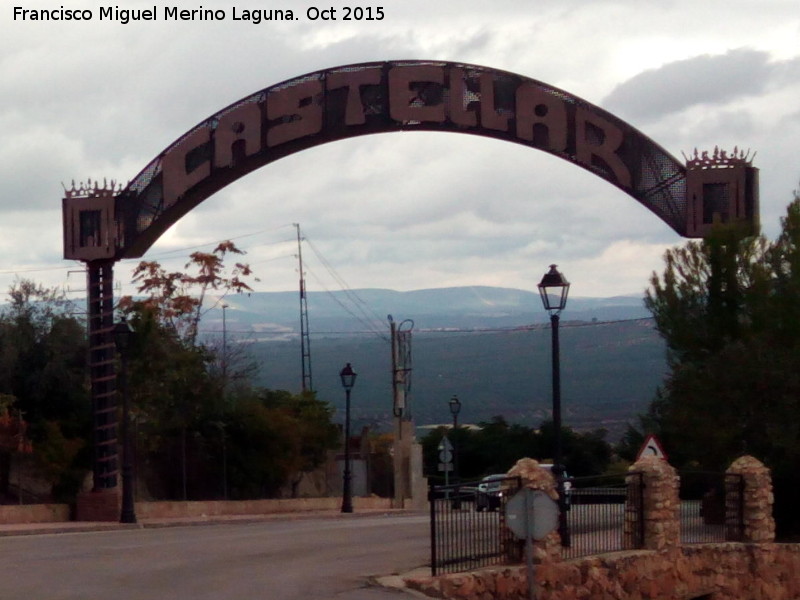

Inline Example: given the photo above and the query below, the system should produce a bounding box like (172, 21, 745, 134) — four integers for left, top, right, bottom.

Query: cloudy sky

(2, 0, 799, 306)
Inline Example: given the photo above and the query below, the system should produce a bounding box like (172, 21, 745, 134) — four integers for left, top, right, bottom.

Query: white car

(475, 474, 508, 512)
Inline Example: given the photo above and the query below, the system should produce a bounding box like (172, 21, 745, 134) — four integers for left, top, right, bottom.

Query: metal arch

(114, 60, 689, 259)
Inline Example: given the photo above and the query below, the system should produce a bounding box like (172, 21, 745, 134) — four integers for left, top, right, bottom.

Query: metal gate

(563, 472, 644, 559)
(429, 477, 521, 575)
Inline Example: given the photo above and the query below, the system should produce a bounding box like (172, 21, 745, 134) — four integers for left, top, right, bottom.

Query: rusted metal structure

(62, 60, 759, 517)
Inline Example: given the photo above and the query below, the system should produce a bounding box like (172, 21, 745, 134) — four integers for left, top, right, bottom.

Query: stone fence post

(506, 458, 563, 562)
(726, 455, 775, 543)
(627, 456, 680, 550)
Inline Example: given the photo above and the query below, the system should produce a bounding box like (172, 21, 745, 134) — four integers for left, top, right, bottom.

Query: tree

(421, 416, 613, 481)
(0, 280, 90, 502)
(121, 241, 256, 346)
(119, 242, 257, 499)
(640, 191, 800, 535)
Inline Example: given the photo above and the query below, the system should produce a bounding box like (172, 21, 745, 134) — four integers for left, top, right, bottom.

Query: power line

(305, 265, 389, 342)
(303, 234, 389, 341)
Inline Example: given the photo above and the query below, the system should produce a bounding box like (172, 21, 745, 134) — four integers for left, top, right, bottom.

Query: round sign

(438, 449, 453, 464)
(505, 489, 559, 541)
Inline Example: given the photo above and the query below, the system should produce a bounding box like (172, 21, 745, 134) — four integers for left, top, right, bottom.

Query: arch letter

(214, 101, 263, 168)
(162, 126, 211, 208)
(267, 79, 324, 147)
(575, 107, 631, 189)
(515, 83, 567, 152)
(389, 65, 446, 123)
(327, 67, 382, 125)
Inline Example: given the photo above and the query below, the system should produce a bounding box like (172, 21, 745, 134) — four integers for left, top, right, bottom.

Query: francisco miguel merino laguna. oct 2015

(11, 5, 322, 24)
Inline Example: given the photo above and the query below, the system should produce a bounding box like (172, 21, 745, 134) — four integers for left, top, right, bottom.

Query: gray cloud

(603, 48, 774, 121)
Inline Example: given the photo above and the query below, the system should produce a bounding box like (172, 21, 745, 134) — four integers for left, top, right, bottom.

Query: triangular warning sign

(636, 434, 668, 461)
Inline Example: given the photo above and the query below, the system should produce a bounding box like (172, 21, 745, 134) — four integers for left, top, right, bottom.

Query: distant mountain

(202, 287, 665, 442)
(200, 286, 651, 338)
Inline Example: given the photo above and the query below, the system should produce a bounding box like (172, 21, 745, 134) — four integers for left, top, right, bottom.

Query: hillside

(200, 286, 652, 339)
(191, 286, 665, 440)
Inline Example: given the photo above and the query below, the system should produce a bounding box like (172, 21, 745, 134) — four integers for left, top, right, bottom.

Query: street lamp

(448, 394, 461, 477)
(339, 362, 357, 513)
(113, 318, 137, 524)
(448, 395, 462, 508)
(537, 264, 570, 547)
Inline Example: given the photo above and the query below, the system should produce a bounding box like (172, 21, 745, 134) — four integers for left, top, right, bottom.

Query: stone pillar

(409, 441, 428, 510)
(506, 458, 562, 562)
(628, 456, 680, 550)
(726, 455, 775, 543)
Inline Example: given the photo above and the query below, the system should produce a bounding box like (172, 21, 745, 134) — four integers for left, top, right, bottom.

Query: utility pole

(295, 223, 313, 392)
(389, 316, 413, 508)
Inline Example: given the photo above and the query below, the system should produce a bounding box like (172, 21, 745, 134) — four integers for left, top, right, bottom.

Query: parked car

(475, 474, 508, 512)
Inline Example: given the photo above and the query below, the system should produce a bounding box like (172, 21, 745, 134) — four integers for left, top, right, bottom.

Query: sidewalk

(0, 507, 415, 537)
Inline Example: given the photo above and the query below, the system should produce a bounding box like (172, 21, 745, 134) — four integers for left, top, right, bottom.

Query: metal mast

(295, 224, 313, 392)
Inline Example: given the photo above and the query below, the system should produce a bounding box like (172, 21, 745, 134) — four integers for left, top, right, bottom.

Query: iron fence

(679, 471, 744, 544)
(563, 472, 644, 560)
(429, 476, 521, 575)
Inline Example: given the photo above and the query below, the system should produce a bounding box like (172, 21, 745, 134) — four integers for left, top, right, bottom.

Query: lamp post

(448, 394, 462, 508)
(448, 395, 461, 478)
(113, 318, 137, 524)
(339, 362, 357, 513)
(537, 264, 570, 547)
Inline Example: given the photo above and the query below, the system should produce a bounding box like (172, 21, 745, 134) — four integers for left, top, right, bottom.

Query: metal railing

(679, 471, 744, 543)
(429, 477, 521, 575)
(429, 469, 747, 575)
(563, 472, 644, 559)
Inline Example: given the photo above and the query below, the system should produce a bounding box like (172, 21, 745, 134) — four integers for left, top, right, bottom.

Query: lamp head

(538, 264, 570, 313)
(339, 363, 357, 391)
(448, 394, 461, 417)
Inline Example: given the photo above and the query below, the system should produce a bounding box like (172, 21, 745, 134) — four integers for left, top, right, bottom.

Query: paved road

(0, 513, 430, 600)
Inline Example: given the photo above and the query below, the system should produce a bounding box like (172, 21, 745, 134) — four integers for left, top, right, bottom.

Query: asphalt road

(0, 513, 431, 600)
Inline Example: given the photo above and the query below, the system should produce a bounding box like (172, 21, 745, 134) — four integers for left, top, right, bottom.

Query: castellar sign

(103, 60, 696, 259)
(160, 63, 632, 210)
(65, 61, 757, 263)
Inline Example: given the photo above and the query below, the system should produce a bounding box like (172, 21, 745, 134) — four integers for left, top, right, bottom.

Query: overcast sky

(2, 0, 799, 306)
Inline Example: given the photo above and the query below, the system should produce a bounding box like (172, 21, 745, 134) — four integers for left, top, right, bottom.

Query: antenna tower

(295, 224, 313, 392)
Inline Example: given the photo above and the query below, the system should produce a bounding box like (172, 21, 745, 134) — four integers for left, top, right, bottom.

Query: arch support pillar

(75, 260, 120, 521)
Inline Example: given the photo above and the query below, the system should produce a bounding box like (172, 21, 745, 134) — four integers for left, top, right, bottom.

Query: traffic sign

(636, 434, 668, 461)
(437, 436, 453, 452)
(505, 489, 559, 541)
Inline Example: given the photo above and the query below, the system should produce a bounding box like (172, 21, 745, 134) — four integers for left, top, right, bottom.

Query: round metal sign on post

(505, 489, 559, 541)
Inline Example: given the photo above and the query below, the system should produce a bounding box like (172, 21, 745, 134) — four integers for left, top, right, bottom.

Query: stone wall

(406, 544, 800, 600)
(1, 495, 393, 523)
(0, 502, 70, 524)
(135, 495, 392, 519)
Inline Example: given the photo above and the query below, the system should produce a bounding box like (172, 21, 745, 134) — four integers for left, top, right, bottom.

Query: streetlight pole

(449, 396, 461, 478)
(538, 264, 571, 547)
(339, 363, 357, 513)
(448, 394, 462, 509)
(113, 318, 137, 524)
